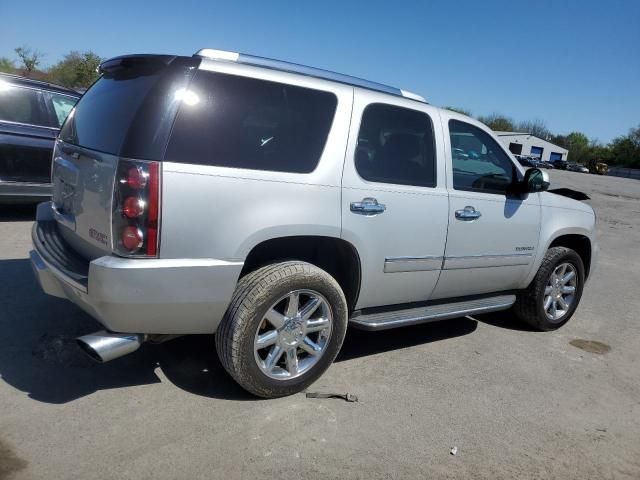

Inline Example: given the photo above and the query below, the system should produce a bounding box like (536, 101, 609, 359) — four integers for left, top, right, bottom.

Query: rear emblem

(89, 228, 109, 246)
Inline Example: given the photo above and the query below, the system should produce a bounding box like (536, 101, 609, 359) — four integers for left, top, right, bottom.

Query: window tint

(60, 62, 166, 155)
(49, 93, 78, 127)
(0, 84, 48, 126)
(449, 120, 518, 194)
(355, 103, 436, 188)
(165, 71, 337, 173)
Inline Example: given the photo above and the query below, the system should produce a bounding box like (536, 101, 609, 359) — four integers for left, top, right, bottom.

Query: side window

(449, 119, 518, 194)
(355, 103, 436, 188)
(0, 84, 48, 127)
(165, 71, 338, 173)
(48, 93, 78, 127)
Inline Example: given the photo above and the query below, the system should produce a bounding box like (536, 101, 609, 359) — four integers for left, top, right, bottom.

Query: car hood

(540, 190, 595, 215)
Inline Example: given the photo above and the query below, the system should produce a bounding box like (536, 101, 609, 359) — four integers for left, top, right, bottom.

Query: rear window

(59, 56, 199, 160)
(60, 65, 163, 154)
(164, 71, 338, 173)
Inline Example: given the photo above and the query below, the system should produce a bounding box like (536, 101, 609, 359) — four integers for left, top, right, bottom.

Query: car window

(449, 119, 518, 194)
(165, 71, 338, 173)
(60, 62, 166, 156)
(49, 93, 78, 127)
(355, 103, 436, 188)
(0, 83, 48, 127)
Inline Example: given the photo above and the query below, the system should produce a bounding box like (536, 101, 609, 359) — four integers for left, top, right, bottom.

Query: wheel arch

(548, 234, 592, 279)
(239, 235, 362, 312)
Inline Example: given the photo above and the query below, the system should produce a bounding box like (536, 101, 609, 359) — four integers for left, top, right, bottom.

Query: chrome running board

(349, 295, 516, 331)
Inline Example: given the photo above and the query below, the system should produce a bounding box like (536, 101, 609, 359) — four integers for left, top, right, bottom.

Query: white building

(494, 131, 568, 163)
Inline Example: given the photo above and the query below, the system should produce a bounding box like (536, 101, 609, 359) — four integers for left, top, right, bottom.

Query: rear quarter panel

(159, 64, 353, 261)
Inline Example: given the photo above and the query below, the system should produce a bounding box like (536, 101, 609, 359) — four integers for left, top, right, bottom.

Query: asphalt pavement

(1, 170, 639, 479)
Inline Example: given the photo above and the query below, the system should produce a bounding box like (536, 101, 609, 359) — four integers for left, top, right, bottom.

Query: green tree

(0, 57, 16, 74)
(14, 46, 43, 76)
(562, 132, 590, 162)
(443, 106, 471, 116)
(610, 124, 640, 167)
(47, 51, 103, 88)
(477, 113, 515, 131)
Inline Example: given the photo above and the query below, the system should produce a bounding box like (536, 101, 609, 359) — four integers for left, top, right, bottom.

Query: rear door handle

(455, 206, 481, 221)
(350, 197, 386, 216)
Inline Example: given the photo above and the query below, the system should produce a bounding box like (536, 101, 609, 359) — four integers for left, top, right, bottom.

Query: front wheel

(215, 261, 348, 398)
(513, 247, 585, 331)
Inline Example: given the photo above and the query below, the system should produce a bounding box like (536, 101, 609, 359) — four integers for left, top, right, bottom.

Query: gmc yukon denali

(30, 49, 597, 398)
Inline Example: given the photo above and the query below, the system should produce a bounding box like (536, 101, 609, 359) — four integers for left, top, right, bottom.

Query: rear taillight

(113, 159, 161, 257)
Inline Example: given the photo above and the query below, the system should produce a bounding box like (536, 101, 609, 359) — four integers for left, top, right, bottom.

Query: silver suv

(30, 49, 597, 398)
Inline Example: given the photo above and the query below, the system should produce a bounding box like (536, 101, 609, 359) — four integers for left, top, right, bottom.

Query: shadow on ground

(0, 204, 37, 223)
(0, 256, 521, 404)
(471, 310, 537, 332)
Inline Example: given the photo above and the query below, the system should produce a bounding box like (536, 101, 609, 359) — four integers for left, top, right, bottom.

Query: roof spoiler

(194, 48, 427, 103)
(98, 54, 176, 74)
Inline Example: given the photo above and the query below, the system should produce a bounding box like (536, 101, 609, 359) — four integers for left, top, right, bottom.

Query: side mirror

(523, 168, 550, 193)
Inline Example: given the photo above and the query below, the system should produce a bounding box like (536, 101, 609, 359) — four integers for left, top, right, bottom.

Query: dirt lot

(1, 170, 639, 480)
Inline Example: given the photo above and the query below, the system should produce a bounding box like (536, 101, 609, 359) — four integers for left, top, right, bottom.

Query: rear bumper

(30, 204, 243, 334)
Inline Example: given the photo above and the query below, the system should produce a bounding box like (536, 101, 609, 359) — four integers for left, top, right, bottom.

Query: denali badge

(515, 246, 534, 251)
(89, 228, 109, 246)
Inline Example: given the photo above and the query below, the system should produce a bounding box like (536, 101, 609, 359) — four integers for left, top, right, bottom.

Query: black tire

(215, 261, 348, 398)
(513, 247, 585, 331)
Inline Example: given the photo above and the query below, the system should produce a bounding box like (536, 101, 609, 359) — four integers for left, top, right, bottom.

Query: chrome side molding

(384, 255, 443, 273)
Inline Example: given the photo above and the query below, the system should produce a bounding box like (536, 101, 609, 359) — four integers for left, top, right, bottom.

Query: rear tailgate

(52, 141, 118, 259)
(51, 54, 200, 260)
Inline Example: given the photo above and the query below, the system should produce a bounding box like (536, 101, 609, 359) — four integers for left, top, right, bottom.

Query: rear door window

(0, 84, 49, 127)
(165, 71, 338, 173)
(355, 103, 436, 187)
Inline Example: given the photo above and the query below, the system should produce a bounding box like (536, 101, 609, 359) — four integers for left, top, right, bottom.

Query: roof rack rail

(194, 48, 426, 103)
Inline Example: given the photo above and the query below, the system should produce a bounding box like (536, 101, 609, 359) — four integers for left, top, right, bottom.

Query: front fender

(523, 205, 596, 287)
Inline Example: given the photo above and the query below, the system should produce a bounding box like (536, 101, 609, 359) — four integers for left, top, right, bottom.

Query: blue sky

(1, 0, 638, 142)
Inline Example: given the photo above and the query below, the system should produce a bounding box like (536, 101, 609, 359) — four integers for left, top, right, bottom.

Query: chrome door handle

(455, 206, 481, 221)
(350, 197, 386, 216)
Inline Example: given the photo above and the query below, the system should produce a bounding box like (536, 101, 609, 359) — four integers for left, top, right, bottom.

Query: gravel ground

(1, 170, 639, 479)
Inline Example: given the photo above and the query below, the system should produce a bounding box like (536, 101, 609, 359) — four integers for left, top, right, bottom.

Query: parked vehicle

(30, 50, 598, 398)
(0, 73, 80, 203)
(538, 160, 555, 169)
(593, 162, 608, 175)
(514, 155, 535, 167)
(567, 163, 590, 173)
(552, 160, 567, 170)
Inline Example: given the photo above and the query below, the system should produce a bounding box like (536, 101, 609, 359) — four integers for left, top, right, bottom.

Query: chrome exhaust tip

(76, 330, 145, 363)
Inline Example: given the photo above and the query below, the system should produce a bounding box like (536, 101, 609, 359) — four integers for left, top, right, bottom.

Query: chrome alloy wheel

(253, 289, 333, 380)
(543, 262, 578, 322)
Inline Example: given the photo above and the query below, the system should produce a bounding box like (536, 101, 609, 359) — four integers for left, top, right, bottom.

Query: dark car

(538, 160, 555, 169)
(0, 73, 80, 203)
(514, 154, 535, 167)
(552, 160, 567, 170)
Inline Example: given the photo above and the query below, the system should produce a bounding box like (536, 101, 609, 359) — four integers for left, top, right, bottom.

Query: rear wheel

(215, 261, 348, 398)
(513, 247, 585, 331)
